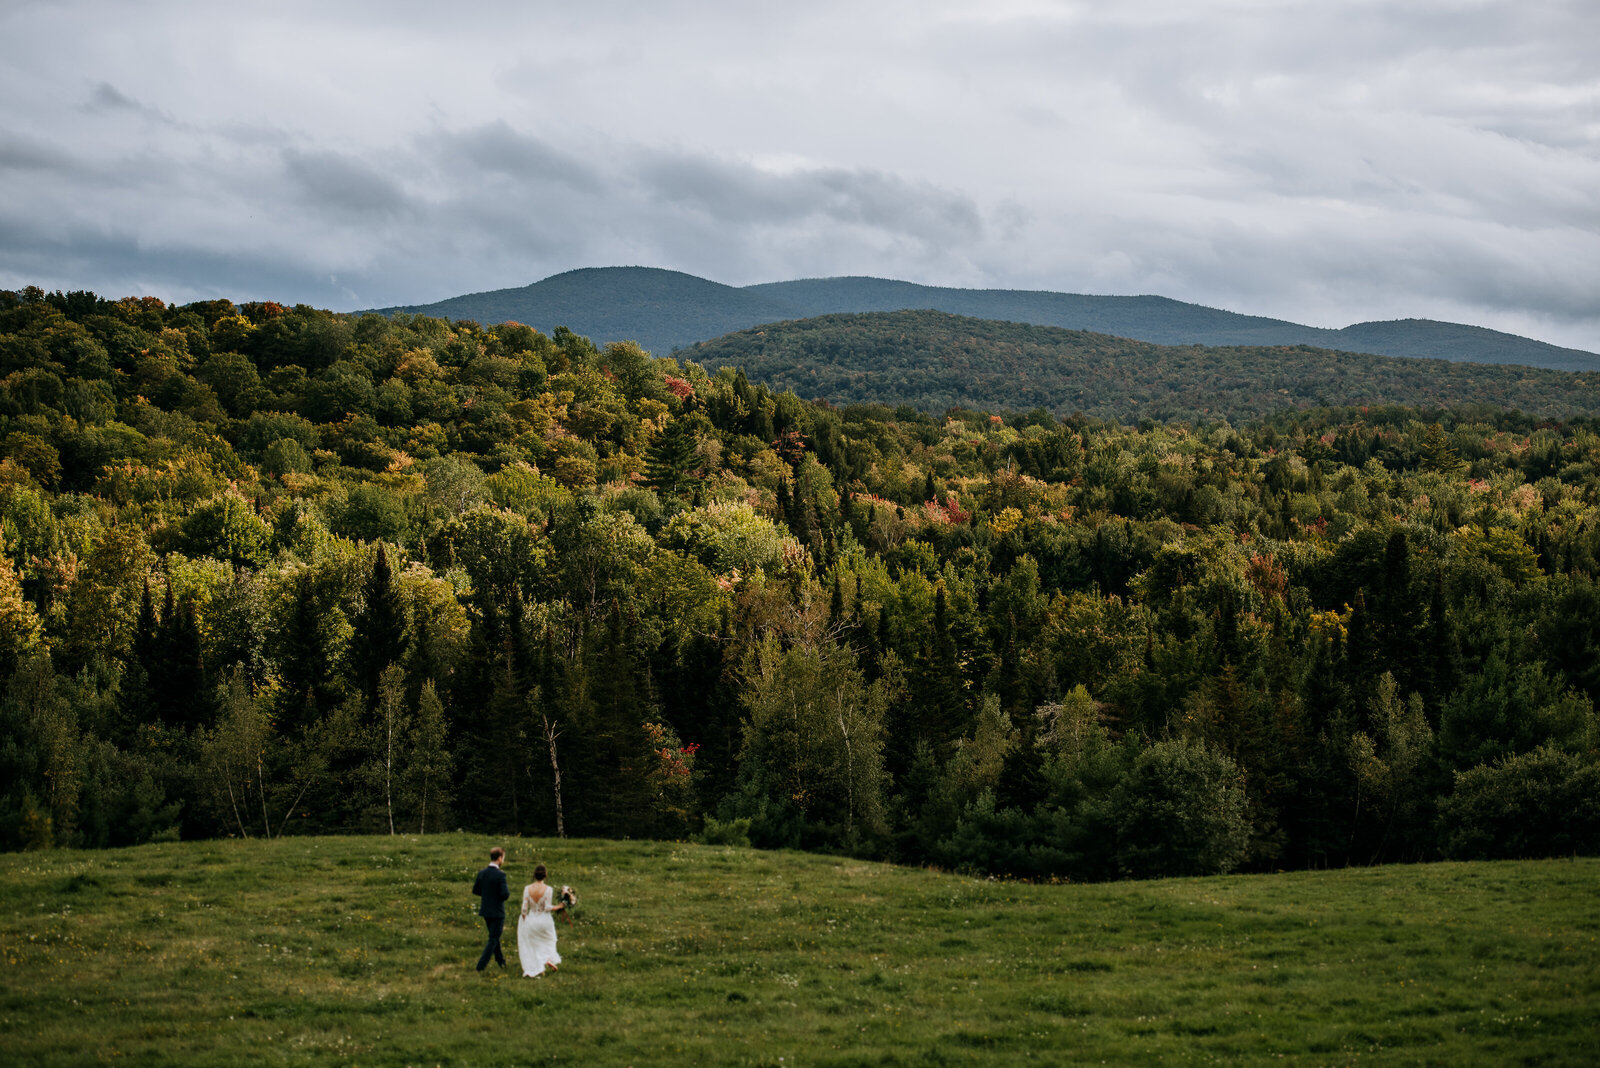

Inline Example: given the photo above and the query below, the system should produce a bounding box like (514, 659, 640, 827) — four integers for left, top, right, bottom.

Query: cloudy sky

(2, 0, 1597, 350)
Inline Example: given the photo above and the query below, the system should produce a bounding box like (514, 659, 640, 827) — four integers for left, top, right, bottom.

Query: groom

(471, 846, 510, 972)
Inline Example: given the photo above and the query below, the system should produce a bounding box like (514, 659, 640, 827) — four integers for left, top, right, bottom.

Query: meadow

(1, 836, 1596, 1066)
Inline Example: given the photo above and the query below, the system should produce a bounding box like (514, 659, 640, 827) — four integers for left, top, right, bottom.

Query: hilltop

(684, 308, 1600, 422)
(369, 266, 1600, 372)
(370, 266, 797, 356)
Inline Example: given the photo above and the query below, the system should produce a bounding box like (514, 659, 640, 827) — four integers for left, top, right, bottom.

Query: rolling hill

(684, 309, 1600, 423)
(4, 835, 1596, 1065)
(368, 267, 1600, 372)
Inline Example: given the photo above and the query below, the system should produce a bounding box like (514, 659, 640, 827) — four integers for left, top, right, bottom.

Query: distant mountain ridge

(367, 267, 1600, 373)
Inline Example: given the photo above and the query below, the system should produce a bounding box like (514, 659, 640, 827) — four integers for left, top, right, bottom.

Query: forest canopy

(1, 285, 1597, 879)
(687, 310, 1600, 424)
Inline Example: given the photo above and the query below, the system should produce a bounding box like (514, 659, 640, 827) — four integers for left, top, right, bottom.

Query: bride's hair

(534, 864, 547, 881)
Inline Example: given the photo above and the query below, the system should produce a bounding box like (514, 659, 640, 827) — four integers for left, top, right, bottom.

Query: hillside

(5, 286, 1600, 893)
(749, 277, 1600, 372)
(3, 836, 1597, 1065)
(371, 267, 1600, 372)
(685, 309, 1600, 422)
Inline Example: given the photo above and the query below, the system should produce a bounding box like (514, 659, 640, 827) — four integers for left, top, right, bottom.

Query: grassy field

(1, 836, 1596, 1066)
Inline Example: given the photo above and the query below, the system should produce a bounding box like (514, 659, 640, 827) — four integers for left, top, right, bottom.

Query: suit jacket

(472, 864, 509, 919)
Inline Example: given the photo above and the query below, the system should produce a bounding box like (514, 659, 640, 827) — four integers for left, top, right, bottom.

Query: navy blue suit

(472, 863, 510, 970)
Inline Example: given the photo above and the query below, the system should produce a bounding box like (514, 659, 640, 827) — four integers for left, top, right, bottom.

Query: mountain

(683, 309, 1600, 423)
(369, 267, 796, 357)
(746, 277, 1337, 347)
(368, 267, 1600, 373)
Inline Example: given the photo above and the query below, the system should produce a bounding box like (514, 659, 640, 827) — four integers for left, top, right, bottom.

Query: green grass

(1, 837, 1597, 1066)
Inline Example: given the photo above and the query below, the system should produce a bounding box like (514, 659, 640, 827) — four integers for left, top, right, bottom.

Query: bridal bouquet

(560, 885, 578, 926)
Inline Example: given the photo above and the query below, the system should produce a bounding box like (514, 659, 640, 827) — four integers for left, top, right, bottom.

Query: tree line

(1, 285, 1597, 878)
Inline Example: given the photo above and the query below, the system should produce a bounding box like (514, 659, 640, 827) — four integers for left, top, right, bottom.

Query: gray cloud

(636, 150, 982, 242)
(83, 80, 182, 128)
(429, 122, 604, 192)
(0, 214, 357, 307)
(0, 132, 79, 173)
(88, 82, 141, 112)
(0, 0, 1595, 351)
(283, 148, 409, 217)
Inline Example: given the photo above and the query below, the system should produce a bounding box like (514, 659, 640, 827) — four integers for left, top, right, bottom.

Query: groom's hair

(489, 847, 505, 862)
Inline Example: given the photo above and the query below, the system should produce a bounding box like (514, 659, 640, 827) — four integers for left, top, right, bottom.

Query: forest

(1, 285, 1597, 879)
(687, 310, 1600, 424)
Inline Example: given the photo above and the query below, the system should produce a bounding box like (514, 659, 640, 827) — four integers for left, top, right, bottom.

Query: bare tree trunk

(385, 700, 396, 836)
(1347, 784, 1362, 867)
(543, 714, 566, 839)
(276, 775, 315, 838)
(836, 685, 856, 838)
(221, 760, 248, 839)
(257, 754, 273, 838)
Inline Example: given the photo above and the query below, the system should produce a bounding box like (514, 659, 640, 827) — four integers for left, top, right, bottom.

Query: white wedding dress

(517, 884, 561, 977)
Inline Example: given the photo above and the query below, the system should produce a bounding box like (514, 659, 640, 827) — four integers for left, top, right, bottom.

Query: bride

(517, 863, 566, 977)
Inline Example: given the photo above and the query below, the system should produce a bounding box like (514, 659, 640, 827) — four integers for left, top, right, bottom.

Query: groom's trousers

(477, 916, 505, 970)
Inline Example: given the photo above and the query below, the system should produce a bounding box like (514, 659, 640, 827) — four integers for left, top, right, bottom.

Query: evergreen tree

(909, 586, 967, 755)
(350, 545, 406, 707)
(132, 580, 158, 679)
(115, 579, 160, 736)
(160, 596, 210, 730)
(402, 679, 453, 834)
(450, 594, 519, 832)
(277, 570, 334, 733)
(1423, 569, 1456, 706)
(1374, 531, 1424, 694)
(1422, 423, 1466, 473)
(583, 599, 655, 837)
(828, 574, 845, 633)
(643, 414, 704, 498)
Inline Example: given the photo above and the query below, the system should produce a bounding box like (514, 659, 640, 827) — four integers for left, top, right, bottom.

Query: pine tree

(277, 570, 333, 733)
(114, 579, 159, 738)
(1422, 423, 1466, 473)
(451, 594, 516, 832)
(132, 580, 158, 679)
(1423, 569, 1455, 706)
(643, 415, 703, 498)
(350, 545, 407, 707)
(484, 636, 528, 834)
(164, 597, 210, 729)
(912, 585, 968, 753)
(667, 625, 737, 806)
(585, 599, 655, 837)
(402, 680, 452, 834)
(148, 584, 209, 730)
